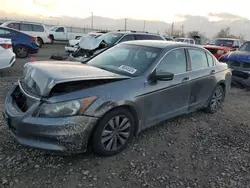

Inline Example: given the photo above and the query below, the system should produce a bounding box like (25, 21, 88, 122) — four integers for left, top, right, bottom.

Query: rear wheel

(15, 45, 28, 58)
(91, 108, 135, 156)
(37, 37, 43, 48)
(204, 85, 225, 113)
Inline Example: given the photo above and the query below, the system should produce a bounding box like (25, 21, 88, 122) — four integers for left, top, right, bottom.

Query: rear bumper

(3, 84, 99, 154)
(0, 52, 16, 69)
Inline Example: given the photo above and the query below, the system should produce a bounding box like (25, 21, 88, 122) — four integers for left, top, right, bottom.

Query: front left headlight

(36, 96, 97, 118)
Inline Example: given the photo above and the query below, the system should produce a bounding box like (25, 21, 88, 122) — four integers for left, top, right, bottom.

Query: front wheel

(91, 108, 135, 156)
(204, 85, 225, 113)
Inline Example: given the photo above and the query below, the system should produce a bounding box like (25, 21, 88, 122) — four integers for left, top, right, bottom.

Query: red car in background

(204, 38, 242, 59)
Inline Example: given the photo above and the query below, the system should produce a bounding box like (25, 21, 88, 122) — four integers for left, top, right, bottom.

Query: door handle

(182, 77, 189, 82)
(211, 70, 215, 74)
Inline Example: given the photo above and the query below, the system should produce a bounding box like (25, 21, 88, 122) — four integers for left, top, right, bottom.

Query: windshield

(238, 42, 250, 52)
(208, 39, 233, 47)
(49, 26, 57, 31)
(87, 44, 162, 77)
(97, 33, 124, 45)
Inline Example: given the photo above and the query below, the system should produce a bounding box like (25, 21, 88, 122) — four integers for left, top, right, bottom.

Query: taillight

(0, 44, 12, 49)
(48, 35, 51, 39)
(30, 37, 37, 42)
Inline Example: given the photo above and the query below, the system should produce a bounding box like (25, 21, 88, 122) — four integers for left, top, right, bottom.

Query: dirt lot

(0, 43, 250, 188)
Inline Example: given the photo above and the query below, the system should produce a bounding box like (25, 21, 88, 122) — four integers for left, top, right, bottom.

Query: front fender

(85, 100, 142, 120)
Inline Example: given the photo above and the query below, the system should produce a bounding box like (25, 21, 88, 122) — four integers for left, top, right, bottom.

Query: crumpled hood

(225, 51, 250, 62)
(22, 61, 128, 97)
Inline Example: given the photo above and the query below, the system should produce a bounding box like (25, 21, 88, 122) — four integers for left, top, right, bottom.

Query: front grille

(206, 48, 217, 54)
(227, 60, 250, 69)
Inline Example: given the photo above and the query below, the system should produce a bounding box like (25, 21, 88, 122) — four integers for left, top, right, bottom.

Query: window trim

(150, 47, 189, 77)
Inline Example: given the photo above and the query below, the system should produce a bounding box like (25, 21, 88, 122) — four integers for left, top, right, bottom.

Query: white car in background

(1, 21, 51, 48)
(0, 38, 16, 70)
(65, 32, 104, 53)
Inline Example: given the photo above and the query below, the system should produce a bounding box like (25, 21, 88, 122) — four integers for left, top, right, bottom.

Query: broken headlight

(36, 97, 97, 118)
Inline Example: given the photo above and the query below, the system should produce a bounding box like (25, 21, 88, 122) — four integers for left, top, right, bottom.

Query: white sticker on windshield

(118, 65, 137, 74)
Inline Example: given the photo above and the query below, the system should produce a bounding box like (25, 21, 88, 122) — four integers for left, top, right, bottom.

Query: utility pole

(124, 18, 127, 31)
(181, 25, 184, 36)
(143, 20, 146, 32)
(171, 22, 174, 36)
(91, 12, 93, 29)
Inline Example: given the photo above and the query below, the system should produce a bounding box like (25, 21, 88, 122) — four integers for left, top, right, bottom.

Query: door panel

(55, 27, 66, 40)
(140, 48, 191, 128)
(142, 72, 192, 127)
(187, 48, 217, 111)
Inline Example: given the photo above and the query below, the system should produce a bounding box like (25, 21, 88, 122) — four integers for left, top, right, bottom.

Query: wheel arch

(87, 102, 141, 147)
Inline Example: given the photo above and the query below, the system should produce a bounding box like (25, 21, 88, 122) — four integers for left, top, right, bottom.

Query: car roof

(122, 40, 202, 49)
(108, 31, 162, 36)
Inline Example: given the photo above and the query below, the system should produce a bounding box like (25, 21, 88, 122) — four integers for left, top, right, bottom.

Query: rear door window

(135, 34, 153, 40)
(149, 35, 164, 40)
(32, 25, 44, 32)
(188, 48, 209, 70)
(20, 24, 33, 31)
(119, 34, 135, 42)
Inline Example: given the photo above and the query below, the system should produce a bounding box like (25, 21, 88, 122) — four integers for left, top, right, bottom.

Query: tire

(37, 37, 43, 48)
(204, 85, 225, 113)
(14, 45, 28, 58)
(50, 35, 54, 44)
(91, 108, 135, 156)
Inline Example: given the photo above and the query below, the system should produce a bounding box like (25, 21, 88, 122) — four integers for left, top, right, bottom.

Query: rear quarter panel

(215, 62, 232, 94)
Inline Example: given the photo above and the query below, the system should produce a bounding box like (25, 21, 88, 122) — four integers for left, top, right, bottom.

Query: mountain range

(1, 10, 250, 40)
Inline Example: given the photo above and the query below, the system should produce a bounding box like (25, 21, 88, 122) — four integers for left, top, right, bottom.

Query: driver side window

(156, 49, 187, 74)
(56, 27, 64, 32)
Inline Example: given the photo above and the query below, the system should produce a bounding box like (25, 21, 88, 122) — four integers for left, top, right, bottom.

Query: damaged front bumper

(3, 84, 98, 154)
(231, 69, 250, 88)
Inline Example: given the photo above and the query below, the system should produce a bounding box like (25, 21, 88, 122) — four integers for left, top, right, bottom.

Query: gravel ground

(0, 44, 250, 188)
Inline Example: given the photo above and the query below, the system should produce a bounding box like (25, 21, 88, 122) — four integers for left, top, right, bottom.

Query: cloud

(32, 0, 56, 10)
(208, 12, 246, 20)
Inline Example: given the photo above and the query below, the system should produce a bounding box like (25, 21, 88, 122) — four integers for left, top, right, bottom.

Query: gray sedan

(3, 40, 232, 156)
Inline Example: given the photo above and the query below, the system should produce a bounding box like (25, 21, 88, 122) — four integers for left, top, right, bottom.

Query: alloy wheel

(210, 87, 223, 111)
(16, 47, 28, 58)
(101, 115, 131, 151)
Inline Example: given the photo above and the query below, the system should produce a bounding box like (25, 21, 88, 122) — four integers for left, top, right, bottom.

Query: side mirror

(149, 70, 174, 81)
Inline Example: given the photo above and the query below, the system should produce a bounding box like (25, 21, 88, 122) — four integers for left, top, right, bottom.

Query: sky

(1, 0, 250, 23)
